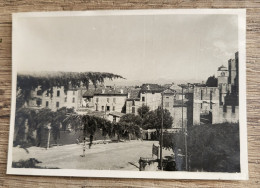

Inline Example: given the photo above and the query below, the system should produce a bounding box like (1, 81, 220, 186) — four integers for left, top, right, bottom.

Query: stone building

(193, 51, 239, 125)
(27, 86, 78, 111)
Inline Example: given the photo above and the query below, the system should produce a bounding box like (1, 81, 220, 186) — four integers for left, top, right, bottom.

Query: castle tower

(217, 65, 229, 105)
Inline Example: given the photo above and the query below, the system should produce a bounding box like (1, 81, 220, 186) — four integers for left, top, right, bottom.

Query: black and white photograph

(7, 9, 247, 180)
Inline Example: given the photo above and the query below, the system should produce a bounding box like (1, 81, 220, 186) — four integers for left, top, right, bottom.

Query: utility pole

(160, 92, 164, 170)
(182, 86, 188, 171)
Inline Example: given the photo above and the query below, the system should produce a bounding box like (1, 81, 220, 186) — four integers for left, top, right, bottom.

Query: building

(27, 86, 78, 111)
(126, 84, 164, 115)
(193, 51, 239, 125)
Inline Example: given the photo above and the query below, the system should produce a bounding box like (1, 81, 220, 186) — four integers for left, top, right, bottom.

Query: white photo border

(7, 9, 248, 180)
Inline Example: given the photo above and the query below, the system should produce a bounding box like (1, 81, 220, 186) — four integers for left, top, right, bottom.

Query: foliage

(162, 123, 240, 172)
(206, 75, 218, 87)
(119, 114, 142, 140)
(137, 104, 150, 118)
(188, 123, 240, 172)
(14, 107, 74, 147)
(14, 108, 37, 146)
(16, 71, 124, 108)
(162, 131, 184, 151)
(119, 114, 142, 126)
(142, 108, 173, 131)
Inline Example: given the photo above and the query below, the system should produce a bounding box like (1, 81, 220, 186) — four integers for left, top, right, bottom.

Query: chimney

(120, 89, 124, 94)
(102, 89, 105, 94)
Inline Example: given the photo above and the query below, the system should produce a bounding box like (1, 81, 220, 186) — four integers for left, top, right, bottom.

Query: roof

(108, 111, 125, 117)
(83, 87, 128, 97)
(140, 84, 164, 93)
(128, 88, 141, 99)
(163, 88, 175, 95)
(218, 65, 228, 71)
(86, 110, 106, 118)
(170, 84, 182, 93)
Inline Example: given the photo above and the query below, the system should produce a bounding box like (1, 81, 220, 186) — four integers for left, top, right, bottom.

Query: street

(12, 140, 173, 170)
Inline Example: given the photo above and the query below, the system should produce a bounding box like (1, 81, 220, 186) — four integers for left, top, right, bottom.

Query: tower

(217, 65, 229, 105)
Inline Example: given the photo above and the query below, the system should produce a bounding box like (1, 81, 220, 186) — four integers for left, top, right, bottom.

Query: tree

(119, 114, 142, 140)
(137, 104, 150, 118)
(162, 123, 240, 172)
(16, 71, 124, 109)
(14, 108, 37, 146)
(142, 108, 173, 131)
(119, 114, 142, 126)
(206, 75, 218, 87)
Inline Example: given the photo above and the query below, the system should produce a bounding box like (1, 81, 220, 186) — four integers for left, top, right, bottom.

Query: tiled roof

(128, 88, 141, 99)
(163, 88, 175, 94)
(140, 84, 164, 92)
(83, 87, 128, 97)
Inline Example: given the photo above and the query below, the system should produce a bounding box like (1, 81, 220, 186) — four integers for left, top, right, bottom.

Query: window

(64, 97, 67, 102)
(107, 98, 110, 103)
(113, 116, 116, 122)
(201, 103, 203, 109)
(132, 107, 135, 114)
(113, 98, 116, 103)
(37, 90, 42, 96)
(57, 90, 60, 97)
(56, 102, 59, 108)
(142, 97, 145, 102)
(45, 92, 49, 97)
(165, 102, 169, 108)
(102, 106, 104, 111)
(73, 91, 75, 95)
(36, 99, 42, 107)
(200, 90, 203, 100)
(72, 97, 75, 103)
(106, 106, 110, 111)
(96, 97, 99, 103)
(46, 101, 49, 107)
(113, 106, 115, 111)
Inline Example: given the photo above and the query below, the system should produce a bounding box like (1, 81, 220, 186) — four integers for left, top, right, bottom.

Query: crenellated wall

(214, 105, 239, 124)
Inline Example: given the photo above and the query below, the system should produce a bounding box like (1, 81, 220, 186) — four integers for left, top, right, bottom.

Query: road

(12, 140, 173, 170)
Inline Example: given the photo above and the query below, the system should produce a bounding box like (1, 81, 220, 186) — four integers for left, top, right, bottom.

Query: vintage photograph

(7, 9, 247, 179)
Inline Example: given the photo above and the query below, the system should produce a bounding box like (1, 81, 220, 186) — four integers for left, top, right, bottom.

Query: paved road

(12, 140, 173, 170)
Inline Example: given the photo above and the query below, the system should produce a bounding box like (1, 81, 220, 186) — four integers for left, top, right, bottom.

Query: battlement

(212, 105, 239, 124)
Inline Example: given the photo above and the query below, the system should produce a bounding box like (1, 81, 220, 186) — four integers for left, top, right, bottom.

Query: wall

(28, 86, 78, 111)
(168, 107, 187, 130)
(93, 95, 127, 113)
(193, 87, 219, 125)
(140, 92, 162, 111)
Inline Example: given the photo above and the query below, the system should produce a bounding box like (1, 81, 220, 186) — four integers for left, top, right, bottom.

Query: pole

(160, 92, 164, 170)
(182, 86, 188, 171)
(47, 124, 51, 150)
(182, 86, 184, 132)
(185, 128, 188, 171)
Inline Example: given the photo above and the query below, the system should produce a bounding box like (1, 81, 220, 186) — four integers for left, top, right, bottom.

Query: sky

(14, 13, 238, 85)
